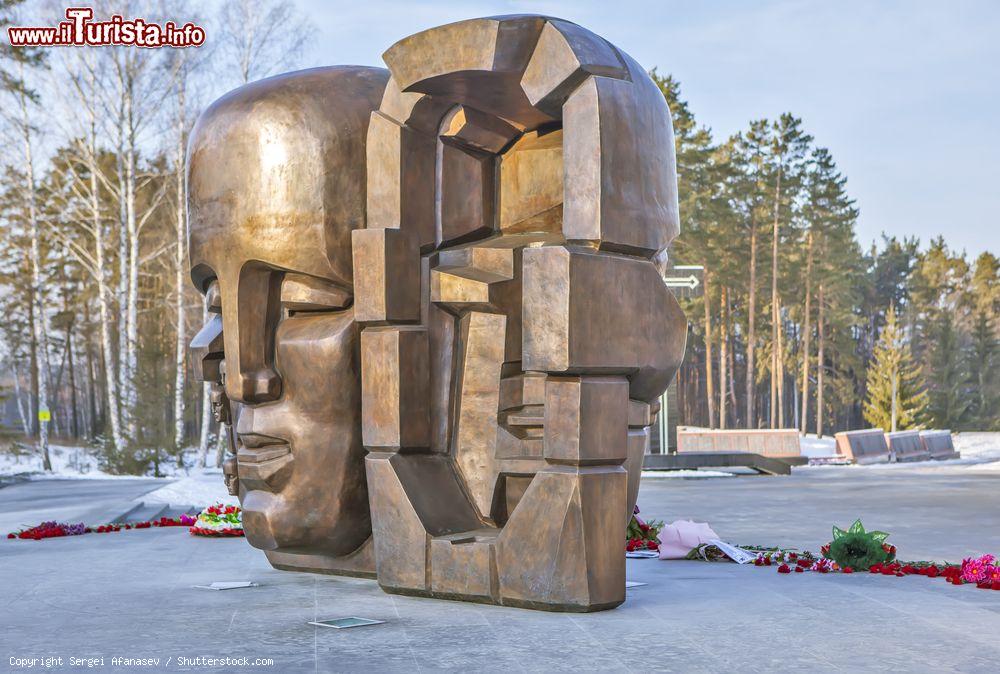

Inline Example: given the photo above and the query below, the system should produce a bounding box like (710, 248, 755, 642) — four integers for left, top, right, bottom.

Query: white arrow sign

(663, 274, 701, 289)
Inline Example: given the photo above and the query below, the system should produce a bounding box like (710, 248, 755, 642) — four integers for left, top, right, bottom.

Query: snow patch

(641, 469, 735, 479)
(140, 468, 237, 507)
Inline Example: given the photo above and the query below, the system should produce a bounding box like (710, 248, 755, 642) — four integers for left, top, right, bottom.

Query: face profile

(188, 66, 388, 571)
(188, 15, 686, 610)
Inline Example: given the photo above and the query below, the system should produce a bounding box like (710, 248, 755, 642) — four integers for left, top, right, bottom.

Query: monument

(188, 15, 687, 612)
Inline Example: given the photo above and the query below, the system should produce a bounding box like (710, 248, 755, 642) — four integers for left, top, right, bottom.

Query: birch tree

(216, 0, 315, 86)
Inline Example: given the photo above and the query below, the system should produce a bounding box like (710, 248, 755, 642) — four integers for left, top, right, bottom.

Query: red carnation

(842, 567, 854, 574)
(777, 564, 791, 574)
(794, 567, 804, 573)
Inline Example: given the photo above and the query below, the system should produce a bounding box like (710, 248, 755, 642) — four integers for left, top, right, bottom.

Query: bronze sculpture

(189, 15, 686, 612)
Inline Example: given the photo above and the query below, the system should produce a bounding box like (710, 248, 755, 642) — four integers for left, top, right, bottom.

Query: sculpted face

(188, 66, 388, 557)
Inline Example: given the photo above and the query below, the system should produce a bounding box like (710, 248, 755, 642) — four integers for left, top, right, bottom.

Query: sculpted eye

(280, 273, 352, 312)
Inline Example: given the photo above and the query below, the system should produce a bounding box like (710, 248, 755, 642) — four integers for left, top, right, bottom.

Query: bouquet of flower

(189, 504, 244, 537)
(821, 519, 895, 572)
(626, 505, 663, 553)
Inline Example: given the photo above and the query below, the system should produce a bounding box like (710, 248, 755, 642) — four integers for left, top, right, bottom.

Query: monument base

(264, 538, 376, 578)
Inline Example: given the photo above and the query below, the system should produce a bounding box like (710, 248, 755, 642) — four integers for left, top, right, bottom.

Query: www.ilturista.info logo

(7, 7, 205, 48)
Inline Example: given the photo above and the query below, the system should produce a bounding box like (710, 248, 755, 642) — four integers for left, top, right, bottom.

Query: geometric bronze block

(544, 375, 629, 465)
(360, 327, 430, 449)
(351, 227, 420, 324)
(563, 71, 680, 256)
(520, 19, 628, 115)
(522, 245, 687, 402)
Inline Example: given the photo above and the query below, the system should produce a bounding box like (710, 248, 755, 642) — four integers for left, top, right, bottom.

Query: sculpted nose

(221, 264, 284, 404)
(232, 368, 282, 404)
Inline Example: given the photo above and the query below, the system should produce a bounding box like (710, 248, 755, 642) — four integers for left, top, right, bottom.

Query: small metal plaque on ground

(625, 581, 647, 588)
(194, 581, 258, 590)
(309, 617, 384, 629)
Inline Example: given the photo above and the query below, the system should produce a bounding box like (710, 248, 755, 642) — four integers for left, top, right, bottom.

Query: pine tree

(969, 312, 998, 429)
(924, 311, 972, 429)
(863, 306, 928, 431)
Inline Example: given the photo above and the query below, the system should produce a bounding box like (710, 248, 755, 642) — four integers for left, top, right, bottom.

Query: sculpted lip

(236, 432, 294, 491)
(237, 432, 291, 464)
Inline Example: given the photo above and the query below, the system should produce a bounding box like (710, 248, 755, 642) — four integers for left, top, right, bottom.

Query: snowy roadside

(0, 444, 178, 480)
(0, 443, 235, 508)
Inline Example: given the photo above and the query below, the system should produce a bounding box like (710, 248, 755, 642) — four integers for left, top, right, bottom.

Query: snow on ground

(0, 444, 215, 480)
(800, 431, 1000, 473)
(139, 467, 238, 507)
(800, 434, 837, 458)
(641, 469, 735, 479)
(0, 443, 237, 508)
(0, 444, 169, 480)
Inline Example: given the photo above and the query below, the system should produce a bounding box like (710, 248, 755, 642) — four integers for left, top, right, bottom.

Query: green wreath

(824, 519, 895, 570)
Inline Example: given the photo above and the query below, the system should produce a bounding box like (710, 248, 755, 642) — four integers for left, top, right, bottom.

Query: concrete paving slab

(1, 466, 999, 672)
(0, 478, 168, 534)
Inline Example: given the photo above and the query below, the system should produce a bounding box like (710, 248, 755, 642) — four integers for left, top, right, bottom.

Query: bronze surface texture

(189, 15, 687, 611)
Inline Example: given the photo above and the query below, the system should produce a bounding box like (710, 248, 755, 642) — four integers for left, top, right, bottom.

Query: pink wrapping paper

(657, 520, 720, 559)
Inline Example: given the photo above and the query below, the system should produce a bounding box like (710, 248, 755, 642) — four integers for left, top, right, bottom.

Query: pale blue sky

(291, 0, 998, 258)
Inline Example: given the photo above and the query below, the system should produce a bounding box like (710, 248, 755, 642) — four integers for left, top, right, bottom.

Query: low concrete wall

(835, 429, 890, 464)
(920, 430, 959, 460)
(886, 430, 928, 462)
(676, 429, 801, 458)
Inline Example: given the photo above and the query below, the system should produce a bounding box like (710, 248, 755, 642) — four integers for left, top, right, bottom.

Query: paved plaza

(2, 464, 999, 672)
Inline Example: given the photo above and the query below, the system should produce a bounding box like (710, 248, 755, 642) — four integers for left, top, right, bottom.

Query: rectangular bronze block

(627, 399, 652, 428)
(544, 376, 628, 465)
(522, 245, 687, 402)
(438, 142, 496, 248)
(562, 71, 679, 255)
(365, 452, 429, 592)
(366, 112, 437, 248)
(366, 112, 403, 229)
(499, 129, 563, 235)
(441, 106, 520, 154)
(351, 227, 420, 323)
(497, 467, 626, 611)
(430, 534, 496, 600)
(361, 327, 430, 449)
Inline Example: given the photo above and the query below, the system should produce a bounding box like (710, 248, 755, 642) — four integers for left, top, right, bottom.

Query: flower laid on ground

(823, 519, 895, 571)
(626, 505, 662, 553)
(189, 503, 244, 537)
(8, 521, 87, 540)
(960, 554, 998, 584)
(9, 513, 202, 540)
